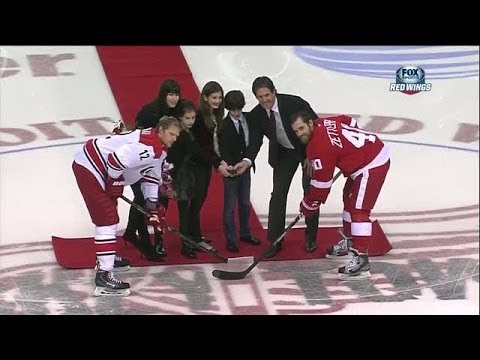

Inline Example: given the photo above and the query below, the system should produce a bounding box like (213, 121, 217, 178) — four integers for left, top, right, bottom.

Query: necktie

(238, 119, 246, 149)
(268, 110, 278, 167)
(269, 110, 277, 142)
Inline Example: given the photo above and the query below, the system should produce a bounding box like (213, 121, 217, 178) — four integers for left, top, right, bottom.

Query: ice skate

(93, 270, 131, 296)
(326, 228, 353, 259)
(338, 249, 371, 280)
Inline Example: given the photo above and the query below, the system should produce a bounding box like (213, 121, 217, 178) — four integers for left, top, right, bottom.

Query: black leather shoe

(141, 248, 166, 262)
(305, 238, 318, 253)
(264, 241, 283, 258)
(240, 236, 261, 246)
(227, 243, 239, 253)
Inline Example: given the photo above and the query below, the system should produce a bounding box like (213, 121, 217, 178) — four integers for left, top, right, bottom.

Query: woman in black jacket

(166, 99, 212, 258)
(135, 79, 181, 129)
(123, 79, 181, 260)
(188, 81, 231, 250)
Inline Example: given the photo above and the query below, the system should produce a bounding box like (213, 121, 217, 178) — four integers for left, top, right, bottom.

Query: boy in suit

(218, 90, 261, 253)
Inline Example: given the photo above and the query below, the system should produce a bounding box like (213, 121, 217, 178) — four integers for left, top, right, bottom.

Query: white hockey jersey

(74, 128, 167, 201)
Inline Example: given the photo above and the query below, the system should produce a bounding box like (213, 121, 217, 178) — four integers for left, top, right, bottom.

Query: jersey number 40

(341, 124, 376, 148)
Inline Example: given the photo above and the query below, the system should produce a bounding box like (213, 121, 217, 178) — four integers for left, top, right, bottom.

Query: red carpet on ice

(52, 46, 392, 269)
(52, 219, 391, 268)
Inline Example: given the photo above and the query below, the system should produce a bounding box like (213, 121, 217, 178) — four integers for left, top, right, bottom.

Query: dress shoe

(240, 236, 261, 246)
(264, 241, 283, 258)
(305, 238, 318, 253)
(140, 248, 166, 262)
(227, 243, 239, 253)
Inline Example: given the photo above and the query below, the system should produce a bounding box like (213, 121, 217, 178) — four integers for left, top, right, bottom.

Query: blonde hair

(155, 116, 181, 131)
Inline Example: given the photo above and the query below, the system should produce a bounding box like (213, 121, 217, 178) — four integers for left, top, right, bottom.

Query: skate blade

(93, 287, 131, 297)
(112, 266, 131, 273)
(338, 270, 371, 281)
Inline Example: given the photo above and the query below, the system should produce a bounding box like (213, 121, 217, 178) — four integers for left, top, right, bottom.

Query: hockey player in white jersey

(72, 116, 181, 296)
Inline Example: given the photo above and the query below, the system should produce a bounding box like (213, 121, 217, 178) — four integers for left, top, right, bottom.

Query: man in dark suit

(218, 90, 261, 253)
(234, 76, 319, 257)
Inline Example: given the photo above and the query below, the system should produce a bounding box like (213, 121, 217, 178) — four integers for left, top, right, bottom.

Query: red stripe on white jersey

(107, 153, 124, 171)
(84, 139, 108, 180)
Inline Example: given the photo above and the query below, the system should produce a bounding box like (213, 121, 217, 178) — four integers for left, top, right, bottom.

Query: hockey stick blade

(165, 225, 229, 263)
(212, 214, 302, 280)
(212, 263, 257, 280)
(211, 170, 343, 280)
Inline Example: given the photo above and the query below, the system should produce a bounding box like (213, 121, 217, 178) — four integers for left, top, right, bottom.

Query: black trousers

(186, 164, 212, 241)
(267, 148, 319, 243)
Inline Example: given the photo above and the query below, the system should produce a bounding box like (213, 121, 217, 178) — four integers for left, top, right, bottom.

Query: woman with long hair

(135, 79, 181, 129)
(188, 81, 231, 249)
(123, 79, 181, 260)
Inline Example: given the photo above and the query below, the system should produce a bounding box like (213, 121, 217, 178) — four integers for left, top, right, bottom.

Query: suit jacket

(246, 93, 317, 167)
(218, 112, 255, 172)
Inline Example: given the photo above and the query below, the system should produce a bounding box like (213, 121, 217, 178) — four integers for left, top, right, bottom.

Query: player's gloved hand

(105, 176, 125, 198)
(161, 171, 173, 185)
(162, 162, 174, 184)
(299, 196, 320, 218)
(145, 200, 166, 230)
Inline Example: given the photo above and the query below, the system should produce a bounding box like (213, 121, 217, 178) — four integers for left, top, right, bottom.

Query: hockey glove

(162, 161, 174, 184)
(300, 196, 320, 218)
(105, 176, 125, 198)
(161, 171, 173, 185)
(145, 200, 166, 230)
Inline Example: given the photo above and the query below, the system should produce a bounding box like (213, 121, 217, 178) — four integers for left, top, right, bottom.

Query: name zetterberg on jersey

(323, 119, 343, 148)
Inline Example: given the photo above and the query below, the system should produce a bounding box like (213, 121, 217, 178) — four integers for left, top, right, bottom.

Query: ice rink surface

(0, 46, 478, 314)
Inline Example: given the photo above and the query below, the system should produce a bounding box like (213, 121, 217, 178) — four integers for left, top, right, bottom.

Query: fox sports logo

(390, 65, 432, 95)
(396, 65, 425, 83)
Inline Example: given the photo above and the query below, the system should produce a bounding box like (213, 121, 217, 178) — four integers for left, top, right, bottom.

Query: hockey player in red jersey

(291, 112, 390, 279)
(72, 116, 181, 296)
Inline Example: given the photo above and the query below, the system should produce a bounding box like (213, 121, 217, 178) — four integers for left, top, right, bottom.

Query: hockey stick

(211, 170, 343, 280)
(212, 213, 302, 280)
(120, 195, 229, 263)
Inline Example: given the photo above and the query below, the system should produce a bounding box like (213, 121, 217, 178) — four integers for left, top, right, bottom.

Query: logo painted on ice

(389, 65, 432, 95)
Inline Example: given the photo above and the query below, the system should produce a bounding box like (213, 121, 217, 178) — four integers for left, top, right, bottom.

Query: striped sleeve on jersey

(107, 152, 126, 179)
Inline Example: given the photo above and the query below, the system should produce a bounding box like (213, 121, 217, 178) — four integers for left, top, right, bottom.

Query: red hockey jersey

(307, 115, 390, 204)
